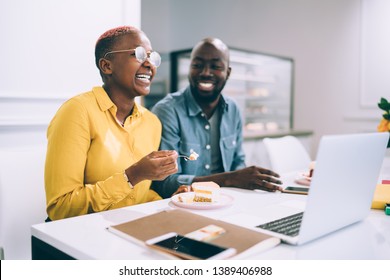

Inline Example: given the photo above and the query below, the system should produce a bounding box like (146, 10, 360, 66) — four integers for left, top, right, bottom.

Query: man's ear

(99, 58, 113, 75)
(226, 66, 232, 80)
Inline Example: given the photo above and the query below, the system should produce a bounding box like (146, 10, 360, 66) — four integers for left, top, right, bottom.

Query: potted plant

(377, 97, 390, 148)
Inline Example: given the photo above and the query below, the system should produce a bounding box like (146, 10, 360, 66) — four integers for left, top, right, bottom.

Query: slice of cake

(192, 181, 220, 203)
(188, 150, 199, 160)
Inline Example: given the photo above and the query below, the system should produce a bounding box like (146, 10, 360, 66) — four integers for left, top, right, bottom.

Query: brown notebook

(107, 209, 280, 259)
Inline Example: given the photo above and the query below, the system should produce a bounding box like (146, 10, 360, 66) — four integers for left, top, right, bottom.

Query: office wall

(0, 0, 141, 140)
(0, 0, 141, 259)
(141, 0, 385, 155)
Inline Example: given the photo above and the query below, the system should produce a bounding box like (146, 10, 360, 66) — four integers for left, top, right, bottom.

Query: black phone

(145, 232, 236, 260)
(282, 186, 309, 195)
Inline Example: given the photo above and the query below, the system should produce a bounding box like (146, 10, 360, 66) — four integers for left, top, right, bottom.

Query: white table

(31, 181, 390, 260)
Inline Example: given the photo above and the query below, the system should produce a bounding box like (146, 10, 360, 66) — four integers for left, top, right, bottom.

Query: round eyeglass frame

(103, 46, 161, 68)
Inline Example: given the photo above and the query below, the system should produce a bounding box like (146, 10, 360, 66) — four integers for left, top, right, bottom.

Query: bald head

(191, 37, 230, 65)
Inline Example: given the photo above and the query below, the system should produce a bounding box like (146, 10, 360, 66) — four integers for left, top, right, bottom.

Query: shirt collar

(92, 86, 144, 118)
(93, 86, 113, 112)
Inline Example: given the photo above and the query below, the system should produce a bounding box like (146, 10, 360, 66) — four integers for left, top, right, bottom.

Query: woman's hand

(172, 185, 192, 196)
(125, 150, 178, 185)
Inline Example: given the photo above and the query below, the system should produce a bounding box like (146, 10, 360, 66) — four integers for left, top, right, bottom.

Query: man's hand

(226, 166, 283, 192)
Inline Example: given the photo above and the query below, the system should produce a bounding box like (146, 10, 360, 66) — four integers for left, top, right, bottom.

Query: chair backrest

(263, 135, 311, 174)
(0, 145, 47, 259)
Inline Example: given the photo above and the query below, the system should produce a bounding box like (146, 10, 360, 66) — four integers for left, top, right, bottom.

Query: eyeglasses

(103, 46, 161, 68)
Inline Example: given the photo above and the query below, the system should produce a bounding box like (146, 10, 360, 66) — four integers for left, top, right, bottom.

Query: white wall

(0, 0, 141, 130)
(141, 0, 386, 156)
(0, 0, 141, 260)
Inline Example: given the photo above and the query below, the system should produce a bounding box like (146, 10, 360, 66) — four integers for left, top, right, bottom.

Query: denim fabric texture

(151, 86, 246, 198)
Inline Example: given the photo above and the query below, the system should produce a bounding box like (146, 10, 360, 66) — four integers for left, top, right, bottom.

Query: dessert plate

(170, 192, 234, 210)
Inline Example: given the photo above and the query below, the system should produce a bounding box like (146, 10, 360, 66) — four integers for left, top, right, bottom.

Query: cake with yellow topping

(192, 181, 220, 203)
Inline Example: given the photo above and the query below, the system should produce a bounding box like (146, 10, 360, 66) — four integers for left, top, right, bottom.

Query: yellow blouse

(45, 87, 162, 220)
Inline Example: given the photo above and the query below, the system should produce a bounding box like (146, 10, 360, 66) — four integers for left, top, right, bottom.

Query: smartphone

(145, 232, 237, 260)
(282, 186, 309, 195)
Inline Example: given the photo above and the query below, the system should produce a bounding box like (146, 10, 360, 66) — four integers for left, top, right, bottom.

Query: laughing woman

(44, 26, 178, 221)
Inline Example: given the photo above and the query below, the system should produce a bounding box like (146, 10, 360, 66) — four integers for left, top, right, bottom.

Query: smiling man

(151, 38, 282, 198)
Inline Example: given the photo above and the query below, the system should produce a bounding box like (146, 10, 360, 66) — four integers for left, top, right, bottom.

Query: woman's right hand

(125, 150, 178, 185)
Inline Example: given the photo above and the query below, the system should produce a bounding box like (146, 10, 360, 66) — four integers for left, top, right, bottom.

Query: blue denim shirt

(151, 86, 246, 198)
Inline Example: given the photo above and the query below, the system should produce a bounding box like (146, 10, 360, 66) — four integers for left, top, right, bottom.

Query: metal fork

(178, 155, 191, 161)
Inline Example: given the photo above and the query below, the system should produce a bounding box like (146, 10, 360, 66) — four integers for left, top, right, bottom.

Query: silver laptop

(255, 132, 389, 245)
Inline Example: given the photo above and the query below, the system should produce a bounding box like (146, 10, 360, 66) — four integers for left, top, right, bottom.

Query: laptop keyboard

(256, 212, 304, 237)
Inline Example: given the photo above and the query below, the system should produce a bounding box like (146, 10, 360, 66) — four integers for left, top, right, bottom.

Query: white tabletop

(31, 180, 390, 260)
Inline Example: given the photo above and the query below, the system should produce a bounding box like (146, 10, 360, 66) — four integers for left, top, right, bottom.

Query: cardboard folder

(107, 209, 280, 259)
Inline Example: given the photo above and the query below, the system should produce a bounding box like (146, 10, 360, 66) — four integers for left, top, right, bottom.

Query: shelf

(227, 73, 276, 83)
(230, 53, 290, 67)
(243, 129, 313, 140)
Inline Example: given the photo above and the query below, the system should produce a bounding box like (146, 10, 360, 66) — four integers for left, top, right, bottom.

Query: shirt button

(205, 125, 210, 130)
(232, 140, 236, 145)
(201, 113, 205, 117)
(205, 164, 210, 169)
(206, 144, 211, 150)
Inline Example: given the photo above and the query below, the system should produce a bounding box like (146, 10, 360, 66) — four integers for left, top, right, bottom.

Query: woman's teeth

(136, 74, 150, 82)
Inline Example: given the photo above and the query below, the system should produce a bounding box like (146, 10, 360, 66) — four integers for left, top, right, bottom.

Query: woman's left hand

(172, 185, 192, 196)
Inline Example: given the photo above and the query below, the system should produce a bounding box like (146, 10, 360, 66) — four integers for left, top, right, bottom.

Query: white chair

(262, 135, 311, 174)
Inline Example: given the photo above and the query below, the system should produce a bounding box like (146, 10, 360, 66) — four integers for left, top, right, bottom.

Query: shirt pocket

(179, 141, 201, 174)
(221, 135, 237, 168)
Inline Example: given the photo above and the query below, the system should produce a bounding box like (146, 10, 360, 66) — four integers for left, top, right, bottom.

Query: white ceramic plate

(170, 192, 234, 210)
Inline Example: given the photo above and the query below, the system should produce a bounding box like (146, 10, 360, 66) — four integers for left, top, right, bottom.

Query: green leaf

(383, 113, 390, 120)
(378, 97, 390, 111)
